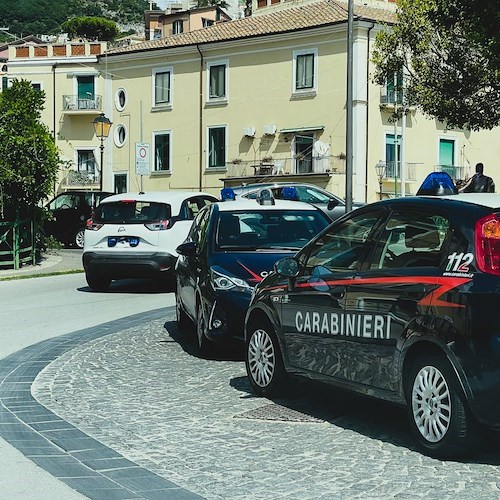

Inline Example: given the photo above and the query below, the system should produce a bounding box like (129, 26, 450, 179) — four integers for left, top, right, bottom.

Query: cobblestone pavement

(30, 309, 500, 500)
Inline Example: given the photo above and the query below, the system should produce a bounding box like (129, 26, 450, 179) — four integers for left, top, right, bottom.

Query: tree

(0, 80, 60, 220)
(372, 0, 500, 131)
(194, 0, 230, 10)
(61, 17, 121, 42)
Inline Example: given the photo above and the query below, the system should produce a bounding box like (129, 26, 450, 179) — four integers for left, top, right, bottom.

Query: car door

(280, 210, 384, 377)
(343, 208, 452, 392)
(176, 206, 211, 319)
(45, 193, 82, 243)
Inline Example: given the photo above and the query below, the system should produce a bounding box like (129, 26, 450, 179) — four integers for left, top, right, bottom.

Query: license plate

(108, 236, 139, 247)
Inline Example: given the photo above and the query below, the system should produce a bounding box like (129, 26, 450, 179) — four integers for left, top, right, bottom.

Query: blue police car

(175, 188, 330, 354)
(244, 173, 500, 459)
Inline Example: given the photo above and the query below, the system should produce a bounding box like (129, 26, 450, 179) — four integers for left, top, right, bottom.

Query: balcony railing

(434, 164, 468, 181)
(382, 161, 417, 181)
(62, 94, 102, 112)
(224, 155, 346, 179)
(60, 169, 100, 188)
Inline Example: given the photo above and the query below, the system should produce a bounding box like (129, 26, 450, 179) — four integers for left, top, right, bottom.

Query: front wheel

(75, 228, 85, 249)
(406, 355, 483, 459)
(245, 319, 286, 397)
(86, 272, 111, 292)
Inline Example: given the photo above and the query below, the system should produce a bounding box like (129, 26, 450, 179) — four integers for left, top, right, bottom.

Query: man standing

(460, 163, 495, 193)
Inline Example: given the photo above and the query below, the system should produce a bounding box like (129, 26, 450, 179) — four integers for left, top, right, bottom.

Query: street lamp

(92, 113, 112, 191)
(375, 160, 386, 200)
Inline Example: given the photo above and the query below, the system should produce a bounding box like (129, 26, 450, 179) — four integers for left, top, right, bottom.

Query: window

(153, 28, 162, 39)
(385, 133, 402, 178)
(293, 49, 317, 94)
(114, 173, 127, 194)
(207, 61, 227, 101)
(202, 18, 214, 27)
(382, 71, 404, 105)
(370, 212, 449, 270)
(77, 150, 96, 173)
(31, 82, 42, 91)
(153, 68, 172, 107)
(114, 124, 127, 148)
(173, 20, 184, 34)
(115, 88, 127, 111)
(153, 131, 171, 172)
(76, 75, 95, 109)
(302, 212, 382, 273)
(207, 126, 226, 168)
(438, 138, 457, 178)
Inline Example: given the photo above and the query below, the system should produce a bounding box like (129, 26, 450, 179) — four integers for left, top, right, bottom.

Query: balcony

(223, 155, 346, 181)
(60, 169, 100, 189)
(382, 161, 418, 182)
(62, 94, 102, 114)
(434, 164, 468, 182)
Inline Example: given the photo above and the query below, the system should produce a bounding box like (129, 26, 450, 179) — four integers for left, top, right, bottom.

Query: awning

(279, 126, 325, 134)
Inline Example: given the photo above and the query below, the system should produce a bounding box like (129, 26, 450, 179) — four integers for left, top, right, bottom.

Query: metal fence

(0, 219, 35, 270)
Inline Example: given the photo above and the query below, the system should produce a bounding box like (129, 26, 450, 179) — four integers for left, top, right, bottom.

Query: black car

(175, 193, 330, 354)
(43, 191, 113, 248)
(231, 182, 364, 221)
(244, 173, 500, 459)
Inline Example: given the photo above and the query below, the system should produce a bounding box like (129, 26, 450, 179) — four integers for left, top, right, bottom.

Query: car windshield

(242, 186, 336, 204)
(94, 201, 171, 224)
(216, 210, 329, 250)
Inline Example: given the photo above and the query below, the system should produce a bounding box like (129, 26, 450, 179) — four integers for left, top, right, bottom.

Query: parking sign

(135, 143, 150, 176)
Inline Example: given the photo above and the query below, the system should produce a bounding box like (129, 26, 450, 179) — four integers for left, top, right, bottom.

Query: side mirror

(176, 241, 199, 256)
(327, 198, 339, 210)
(275, 257, 300, 277)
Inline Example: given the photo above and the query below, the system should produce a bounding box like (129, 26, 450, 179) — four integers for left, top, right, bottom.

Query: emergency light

(281, 187, 299, 201)
(256, 188, 275, 205)
(416, 172, 458, 196)
(221, 188, 236, 201)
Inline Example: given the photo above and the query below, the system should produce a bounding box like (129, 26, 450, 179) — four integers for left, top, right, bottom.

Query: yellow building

(5, 0, 500, 202)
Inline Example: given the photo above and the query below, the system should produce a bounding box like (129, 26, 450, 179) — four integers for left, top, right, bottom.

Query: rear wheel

(406, 354, 483, 459)
(75, 228, 85, 248)
(86, 272, 111, 292)
(245, 319, 286, 397)
(196, 301, 212, 356)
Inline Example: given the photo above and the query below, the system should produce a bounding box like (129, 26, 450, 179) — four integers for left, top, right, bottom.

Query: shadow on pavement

(78, 277, 175, 294)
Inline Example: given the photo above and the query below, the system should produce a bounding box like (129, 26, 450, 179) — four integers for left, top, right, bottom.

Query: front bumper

(83, 251, 176, 280)
(204, 290, 252, 342)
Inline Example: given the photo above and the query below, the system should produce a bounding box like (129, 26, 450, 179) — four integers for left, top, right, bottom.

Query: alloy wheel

(247, 328, 276, 388)
(411, 365, 451, 443)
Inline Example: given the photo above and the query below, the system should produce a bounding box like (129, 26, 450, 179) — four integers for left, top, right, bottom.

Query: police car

(175, 188, 330, 354)
(244, 173, 500, 459)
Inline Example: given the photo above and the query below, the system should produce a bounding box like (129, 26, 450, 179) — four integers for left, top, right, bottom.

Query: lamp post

(375, 160, 386, 200)
(92, 113, 112, 191)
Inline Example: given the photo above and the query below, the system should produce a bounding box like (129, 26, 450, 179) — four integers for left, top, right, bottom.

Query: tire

(245, 319, 286, 397)
(75, 228, 85, 249)
(196, 301, 212, 356)
(175, 289, 191, 332)
(406, 354, 483, 459)
(86, 272, 111, 292)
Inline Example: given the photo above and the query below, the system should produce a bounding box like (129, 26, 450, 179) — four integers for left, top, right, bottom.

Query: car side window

(301, 212, 381, 273)
(187, 206, 209, 244)
(182, 197, 216, 220)
(370, 212, 450, 270)
(50, 194, 79, 210)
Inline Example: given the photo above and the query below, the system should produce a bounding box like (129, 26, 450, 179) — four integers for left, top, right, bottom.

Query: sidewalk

(0, 249, 84, 279)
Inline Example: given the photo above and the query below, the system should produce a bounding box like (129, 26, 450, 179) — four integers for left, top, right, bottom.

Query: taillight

(86, 218, 103, 231)
(475, 214, 500, 275)
(145, 219, 169, 231)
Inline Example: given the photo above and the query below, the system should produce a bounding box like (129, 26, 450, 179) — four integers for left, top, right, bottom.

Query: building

(4, 0, 500, 201)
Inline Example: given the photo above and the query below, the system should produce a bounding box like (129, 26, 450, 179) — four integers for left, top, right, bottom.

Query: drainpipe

(365, 23, 375, 203)
(196, 44, 204, 191)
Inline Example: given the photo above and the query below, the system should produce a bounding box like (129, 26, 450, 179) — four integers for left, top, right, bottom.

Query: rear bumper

(83, 251, 176, 279)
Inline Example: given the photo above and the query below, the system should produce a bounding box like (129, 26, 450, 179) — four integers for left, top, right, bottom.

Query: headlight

(210, 268, 251, 291)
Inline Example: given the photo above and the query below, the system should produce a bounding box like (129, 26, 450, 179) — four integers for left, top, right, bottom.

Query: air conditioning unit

(243, 127, 256, 137)
(263, 124, 277, 135)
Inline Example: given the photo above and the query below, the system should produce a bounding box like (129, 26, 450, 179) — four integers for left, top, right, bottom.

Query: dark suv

(43, 191, 113, 248)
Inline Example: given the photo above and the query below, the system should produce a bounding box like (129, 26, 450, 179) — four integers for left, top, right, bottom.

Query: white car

(83, 191, 217, 291)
